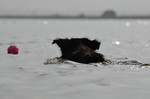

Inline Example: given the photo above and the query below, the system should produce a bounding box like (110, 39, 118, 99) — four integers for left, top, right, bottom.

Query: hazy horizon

(0, 0, 150, 16)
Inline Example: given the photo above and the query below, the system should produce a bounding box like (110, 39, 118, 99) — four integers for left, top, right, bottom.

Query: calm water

(0, 19, 150, 99)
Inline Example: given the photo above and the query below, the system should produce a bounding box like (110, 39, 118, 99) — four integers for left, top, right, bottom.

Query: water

(0, 19, 150, 99)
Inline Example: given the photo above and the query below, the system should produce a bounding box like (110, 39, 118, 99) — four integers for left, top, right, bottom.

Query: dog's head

(52, 38, 101, 52)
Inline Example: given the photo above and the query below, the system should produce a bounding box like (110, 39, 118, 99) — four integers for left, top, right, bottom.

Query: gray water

(0, 19, 150, 99)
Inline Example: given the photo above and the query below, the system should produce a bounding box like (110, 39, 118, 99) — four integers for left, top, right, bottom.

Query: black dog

(52, 38, 105, 64)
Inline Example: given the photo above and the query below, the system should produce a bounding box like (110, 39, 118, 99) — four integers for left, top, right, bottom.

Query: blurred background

(1, 1, 150, 99)
(0, 0, 150, 18)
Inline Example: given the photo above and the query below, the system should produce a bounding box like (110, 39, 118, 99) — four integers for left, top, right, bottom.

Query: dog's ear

(52, 40, 56, 44)
(52, 39, 63, 48)
(92, 39, 101, 50)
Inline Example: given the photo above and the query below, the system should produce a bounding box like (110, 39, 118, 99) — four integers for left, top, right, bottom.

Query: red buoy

(7, 45, 19, 54)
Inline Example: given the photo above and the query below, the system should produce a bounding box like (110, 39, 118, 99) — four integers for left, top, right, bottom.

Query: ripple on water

(23, 51, 30, 54)
(0, 43, 4, 46)
(27, 41, 37, 44)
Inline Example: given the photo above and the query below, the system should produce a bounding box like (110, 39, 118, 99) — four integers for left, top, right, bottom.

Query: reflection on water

(112, 39, 120, 46)
(43, 20, 48, 25)
(125, 22, 131, 27)
(130, 65, 139, 70)
(137, 20, 150, 25)
(146, 44, 150, 47)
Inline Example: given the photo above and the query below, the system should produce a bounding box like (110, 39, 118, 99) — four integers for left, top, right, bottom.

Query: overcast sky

(0, 0, 150, 15)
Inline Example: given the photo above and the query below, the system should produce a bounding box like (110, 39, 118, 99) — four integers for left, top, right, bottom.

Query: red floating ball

(7, 45, 19, 54)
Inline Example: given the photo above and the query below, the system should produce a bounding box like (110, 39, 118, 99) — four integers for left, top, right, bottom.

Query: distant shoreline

(1, 15, 150, 19)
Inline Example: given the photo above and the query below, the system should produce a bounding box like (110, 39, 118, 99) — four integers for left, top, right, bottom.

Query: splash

(44, 57, 150, 68)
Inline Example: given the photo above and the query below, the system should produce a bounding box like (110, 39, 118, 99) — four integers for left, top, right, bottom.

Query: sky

(0, 0, 150, 16)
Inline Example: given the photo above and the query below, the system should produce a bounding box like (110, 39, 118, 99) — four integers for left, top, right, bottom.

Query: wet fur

(52, 38, 105, 64)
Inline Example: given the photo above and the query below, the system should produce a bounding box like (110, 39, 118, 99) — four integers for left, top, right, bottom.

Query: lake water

(0, 19, 150, 99)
